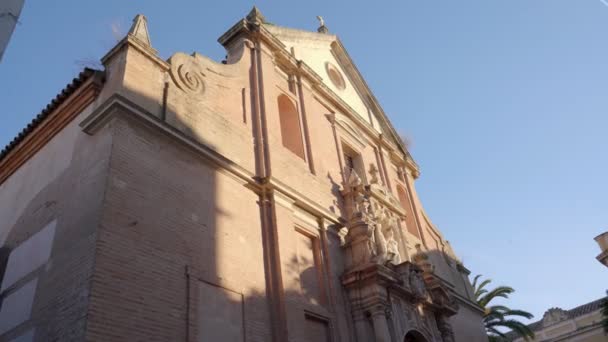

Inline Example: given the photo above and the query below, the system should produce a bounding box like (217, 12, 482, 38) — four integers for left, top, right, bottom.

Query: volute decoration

(169, 53, 207, 95)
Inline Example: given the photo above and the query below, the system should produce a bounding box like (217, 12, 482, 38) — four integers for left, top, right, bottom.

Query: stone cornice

(332, 40, 418, 165)
(451, 291, 485, 315)
(80, 94, 343, 228)
(80, 94, 255, 185)
(366, 184, 406, 218)
(101, 35, 169, 71)
(216, 15, 421, 177)
(217, 19, 249, 47)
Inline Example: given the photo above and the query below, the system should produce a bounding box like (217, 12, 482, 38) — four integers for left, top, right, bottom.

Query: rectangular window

(342, 144, 365, 181)
(197, 281, 244, 342)
(344, 154, 355, 171)
(304, 313, 332, 342)
(295, 229, 326, 306)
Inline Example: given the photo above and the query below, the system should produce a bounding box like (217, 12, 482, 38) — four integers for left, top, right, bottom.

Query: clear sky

(2, 0, 607, 325)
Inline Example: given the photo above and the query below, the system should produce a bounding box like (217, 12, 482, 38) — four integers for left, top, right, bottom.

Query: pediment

(263, 25, 407, 154)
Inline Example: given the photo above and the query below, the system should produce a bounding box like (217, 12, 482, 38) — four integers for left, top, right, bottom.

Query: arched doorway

(404, 330, 429, 342)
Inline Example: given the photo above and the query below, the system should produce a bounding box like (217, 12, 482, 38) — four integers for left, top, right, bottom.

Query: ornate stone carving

(413, 244, 435, 274)
(409, 267, 428, 301)
(342, 170, 402, 266)
(436, 315, 455, 342)
(542, 307, 568, 327)
(316, 15, 329, 34)
(170, 61, 206, 95)
(369, 163, 380, 184)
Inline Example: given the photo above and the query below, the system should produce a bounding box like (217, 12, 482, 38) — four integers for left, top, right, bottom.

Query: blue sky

(2, 0, 607, 324)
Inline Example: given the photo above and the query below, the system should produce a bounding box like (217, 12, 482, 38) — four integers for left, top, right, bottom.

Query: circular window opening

(325, 62, 346, 90)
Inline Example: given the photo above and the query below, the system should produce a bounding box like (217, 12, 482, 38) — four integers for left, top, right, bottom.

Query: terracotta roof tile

(0, 68, 102, 161)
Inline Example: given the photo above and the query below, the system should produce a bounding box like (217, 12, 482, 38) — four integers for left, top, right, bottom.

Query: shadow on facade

(0, 31, 481, 342)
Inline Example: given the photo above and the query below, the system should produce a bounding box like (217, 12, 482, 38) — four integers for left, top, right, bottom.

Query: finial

(316, 15, 329, 34)
(247, 6, 266, 25)
(128, 14, 152, 47)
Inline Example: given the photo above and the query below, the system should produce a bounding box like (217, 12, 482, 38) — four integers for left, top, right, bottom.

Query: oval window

(325, 62, 346, 90)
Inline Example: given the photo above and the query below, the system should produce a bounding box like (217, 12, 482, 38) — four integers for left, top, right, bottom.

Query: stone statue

(346, 167, 361, 188)
(377, 211, 400, 264)
(316, 15, 329, 34)
(316, 15, 325, 27)
(372, 222, 387, 262)
(409, 268, 427, 300)
(369, 163, 379, 184)
(384, 219, 401, 264)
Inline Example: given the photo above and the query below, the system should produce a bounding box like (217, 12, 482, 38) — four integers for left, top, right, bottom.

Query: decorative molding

(171, 63, 206, 95)
(293, 208, 320, 231)
(273, 189, 295, 210)
(328, 113, 367, 150)
(79, 94, 342, 227)
(220, 15, 417, 174)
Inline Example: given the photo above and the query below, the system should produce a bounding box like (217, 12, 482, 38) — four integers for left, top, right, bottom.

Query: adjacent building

(0, 9, 488, 341)
(596, 232, 608, 268)
(0, 0, 25, 61)
(508, 298, 607, 342)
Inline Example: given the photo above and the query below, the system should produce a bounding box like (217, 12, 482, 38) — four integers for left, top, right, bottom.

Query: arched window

(277, 94, 305, 160)
(397, 185, 420, 238)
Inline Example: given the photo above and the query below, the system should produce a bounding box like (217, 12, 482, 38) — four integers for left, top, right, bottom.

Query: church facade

(0, 9, 487, 342)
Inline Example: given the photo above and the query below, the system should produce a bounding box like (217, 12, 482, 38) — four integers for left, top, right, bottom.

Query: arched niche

(404, 330, 429, 342)
(277, 94, 305, 160)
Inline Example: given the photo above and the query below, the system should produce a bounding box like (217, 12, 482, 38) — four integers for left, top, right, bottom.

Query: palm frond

(501, 309, 534, 320)
(478, 286, 515, 308)
(487, 319, 534, 340)
(472, 274, 483, 289)
(487, 305, 511, 313)
(487, 327, 506, 338)
(475, 279, 493, 300)
(473, 275, 534, 340)
(488, 335, 507, 342)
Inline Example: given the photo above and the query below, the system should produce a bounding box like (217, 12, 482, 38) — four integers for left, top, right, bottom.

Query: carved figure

(384, 221, 401, 264)
(369, 163, 379, 184)
(372, 222, 387, 262)
(316, 15, 325, 27)
(409, 268, 427, 300)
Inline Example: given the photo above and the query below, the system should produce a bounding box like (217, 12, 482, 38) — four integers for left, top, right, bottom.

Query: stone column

(352, 312, 370, 342)
(370, 306, 392, 342)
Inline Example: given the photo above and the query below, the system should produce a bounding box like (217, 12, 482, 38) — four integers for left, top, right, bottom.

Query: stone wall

(0, 105, 113, 341)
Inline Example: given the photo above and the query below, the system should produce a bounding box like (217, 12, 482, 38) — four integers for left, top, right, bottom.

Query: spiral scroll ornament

(170, 63, 206, 95)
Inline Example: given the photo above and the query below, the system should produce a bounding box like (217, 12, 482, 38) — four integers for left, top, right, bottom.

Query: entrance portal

(404, 330, 429, 342)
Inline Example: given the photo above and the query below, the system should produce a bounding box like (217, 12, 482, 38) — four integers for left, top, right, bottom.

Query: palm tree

(472, 275, 535, 341)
